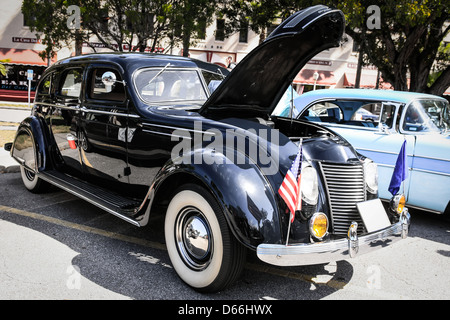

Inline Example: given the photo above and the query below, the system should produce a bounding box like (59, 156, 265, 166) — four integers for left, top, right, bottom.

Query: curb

(0, 164, 20, 173)
(0, 147, 20, 173)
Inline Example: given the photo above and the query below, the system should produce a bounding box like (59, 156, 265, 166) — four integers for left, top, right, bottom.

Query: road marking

(0, 205, 165, 250)
(0, 204, 351, 290)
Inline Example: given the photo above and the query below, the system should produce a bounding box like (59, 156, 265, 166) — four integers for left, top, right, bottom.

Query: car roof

(295, 88, 446, 106)
(49, 52, 227, 75)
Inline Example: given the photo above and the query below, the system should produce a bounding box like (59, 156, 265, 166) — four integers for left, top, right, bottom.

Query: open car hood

(200, 5, 345, 117)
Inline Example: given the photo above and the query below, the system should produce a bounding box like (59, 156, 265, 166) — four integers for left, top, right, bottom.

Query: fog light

(390, 194, 406, 215)
(309, 212, 328, 240)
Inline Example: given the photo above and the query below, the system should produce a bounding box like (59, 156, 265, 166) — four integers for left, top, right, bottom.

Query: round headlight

(301, 165, 319, 205)
(309, 212, 329, 240)
(364, 160, 378, 194)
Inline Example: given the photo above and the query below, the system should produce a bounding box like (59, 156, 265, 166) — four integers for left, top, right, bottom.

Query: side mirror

(102, 71, 117, 86)
(4, 142, 12, 151)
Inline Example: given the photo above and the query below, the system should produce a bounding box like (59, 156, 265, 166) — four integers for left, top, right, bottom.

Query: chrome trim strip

(302, 9, 343, 29)
(411, 168, 450, 177)
(358, 147, 450, 163)
(142, 122, 215, 136)
(377, 161, 450, 176)
(356, 147, 399, 155)
(413, 154, 450, 163)
(38, 173, 141, 227)
(35, 101, 140, 118)
(142, 129, 192, 140)
(257, 210, 410, 267)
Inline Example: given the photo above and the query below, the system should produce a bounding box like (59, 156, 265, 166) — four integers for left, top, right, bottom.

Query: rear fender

(11, 116, 50, 172)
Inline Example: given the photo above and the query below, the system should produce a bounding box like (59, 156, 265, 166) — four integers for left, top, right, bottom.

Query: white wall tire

(165, 184, 246, 292)
(20, 165, 49, 193)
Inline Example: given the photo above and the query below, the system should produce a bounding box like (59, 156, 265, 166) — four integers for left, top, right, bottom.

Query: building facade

(0, 1, 447, 102)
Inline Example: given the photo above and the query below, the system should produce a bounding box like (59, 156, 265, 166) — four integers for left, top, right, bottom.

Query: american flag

(279, 141, 303, 223)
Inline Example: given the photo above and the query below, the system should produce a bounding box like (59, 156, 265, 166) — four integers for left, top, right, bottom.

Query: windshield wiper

(147, 63, 170, 85)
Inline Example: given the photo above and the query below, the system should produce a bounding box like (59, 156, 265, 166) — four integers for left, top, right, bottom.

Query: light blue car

(273, 88, 450, 215)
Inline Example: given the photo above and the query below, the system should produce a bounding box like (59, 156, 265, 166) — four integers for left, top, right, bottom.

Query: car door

(80, 64, 129, 192)
(400, 102, 450, 213)
(52, 67, 84, 176)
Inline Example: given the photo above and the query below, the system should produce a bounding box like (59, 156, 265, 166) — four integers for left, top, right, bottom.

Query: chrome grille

(320, 162, 366, 236)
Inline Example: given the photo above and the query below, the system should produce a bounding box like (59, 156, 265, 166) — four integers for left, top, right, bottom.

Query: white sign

(27, 69, 33, 81)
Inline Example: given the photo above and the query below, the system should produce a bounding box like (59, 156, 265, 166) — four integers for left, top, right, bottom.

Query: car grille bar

(319, 162, 366, 236)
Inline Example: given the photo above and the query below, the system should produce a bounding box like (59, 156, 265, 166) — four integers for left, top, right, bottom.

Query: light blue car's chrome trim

(357, 147, 450, 176)
(412, 168, 450, 177)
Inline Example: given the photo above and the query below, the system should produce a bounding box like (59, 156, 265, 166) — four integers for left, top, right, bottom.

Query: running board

(40, 170, 142, 227)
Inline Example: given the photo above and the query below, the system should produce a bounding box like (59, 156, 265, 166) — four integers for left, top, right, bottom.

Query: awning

(293, 69, 336, 85)
(342, 72, 379, 88)
(0, 89, 35, 103)
(0, 48, 54, 66)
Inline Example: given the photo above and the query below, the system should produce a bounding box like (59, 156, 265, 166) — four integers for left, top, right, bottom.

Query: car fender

(149, 149, 283, 250)
(10, 116, 51, 172)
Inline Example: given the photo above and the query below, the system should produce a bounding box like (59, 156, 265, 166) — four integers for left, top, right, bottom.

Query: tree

(221, 0, 449, 95)
(22, 0, 78, 64)
(0, 59, 10, 76)
(169, 0, 216, 57)
(339, 0, 449, 95)
(81, 0, 172, 52)
(22, 0, 173, 58)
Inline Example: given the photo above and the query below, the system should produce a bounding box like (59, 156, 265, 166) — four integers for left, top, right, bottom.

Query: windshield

(133, 68, 208, 105)
(403, 99, 450, 133)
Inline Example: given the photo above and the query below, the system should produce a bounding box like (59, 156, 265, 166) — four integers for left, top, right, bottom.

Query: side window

(202, 70, 225, 94)
(37, 72, 53, 96)
(60, 69, 83, 98)
(350, 103, 380, 126)
(379, 104, 397, 129)
(300, 102, 343, 123)
(89, 68, 125, 102)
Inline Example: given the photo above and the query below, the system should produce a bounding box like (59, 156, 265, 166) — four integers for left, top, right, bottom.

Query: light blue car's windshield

(403, 99, 450, 133)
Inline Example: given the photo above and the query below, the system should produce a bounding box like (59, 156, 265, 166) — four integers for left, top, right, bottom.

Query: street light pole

(313, 71, 319, 90)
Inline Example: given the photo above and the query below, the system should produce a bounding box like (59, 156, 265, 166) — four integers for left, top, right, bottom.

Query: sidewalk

(0, 147, 19, 173)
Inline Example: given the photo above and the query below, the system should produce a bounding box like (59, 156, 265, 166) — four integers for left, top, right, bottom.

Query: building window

(239, 20, 248, 43)
(215, 19, 225, 41)
(352, 40, 360, 52)
(23, 13, 35, 27)
(197, 18, 207, 40)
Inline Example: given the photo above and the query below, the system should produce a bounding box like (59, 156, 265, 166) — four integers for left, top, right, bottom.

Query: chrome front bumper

(257, 210, 410, 267)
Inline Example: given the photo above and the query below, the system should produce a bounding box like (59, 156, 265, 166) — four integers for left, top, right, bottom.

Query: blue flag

(388, 140, 408, 196)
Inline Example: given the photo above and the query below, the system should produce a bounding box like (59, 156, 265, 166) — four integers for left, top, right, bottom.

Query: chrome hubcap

(175, 207, 213, 271)
(24, 168, 35, 181)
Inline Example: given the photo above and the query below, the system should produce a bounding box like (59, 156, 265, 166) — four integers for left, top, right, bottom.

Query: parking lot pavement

(0, 218, 131, 299)
(0, 166, 449, 300)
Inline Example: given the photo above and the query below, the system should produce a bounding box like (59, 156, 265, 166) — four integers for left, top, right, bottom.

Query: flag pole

(285, 218, 292, 246)
(285, 138, 303, 246)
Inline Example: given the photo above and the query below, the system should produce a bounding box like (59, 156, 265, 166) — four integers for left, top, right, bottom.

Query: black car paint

(11, 6, 364, 250)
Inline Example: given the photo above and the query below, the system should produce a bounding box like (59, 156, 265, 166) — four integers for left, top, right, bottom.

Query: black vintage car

(7, 5, 410, 292)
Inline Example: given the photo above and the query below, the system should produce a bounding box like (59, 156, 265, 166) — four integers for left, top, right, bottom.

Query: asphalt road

(0, 171, 449, 303)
